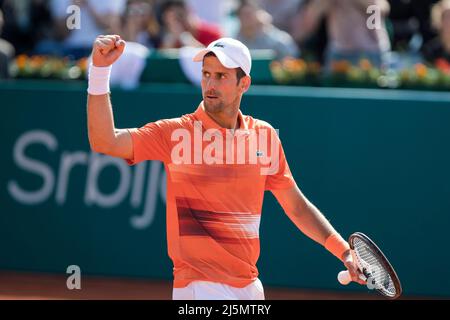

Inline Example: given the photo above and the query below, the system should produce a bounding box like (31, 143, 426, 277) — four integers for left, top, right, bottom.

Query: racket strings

(353, 238, 397, 297)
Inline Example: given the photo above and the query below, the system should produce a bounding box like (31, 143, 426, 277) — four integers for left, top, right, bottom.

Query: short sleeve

(126, 120, 172, 165)
(264, 129, 296, 191)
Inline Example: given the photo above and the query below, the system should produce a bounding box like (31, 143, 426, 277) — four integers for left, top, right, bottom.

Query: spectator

(299, 0, 391, 69)
(257, 0, 304, 33)
(423, 0, 450, 65)
(236, 0, 300, 59)
(109, 0, 155, 90)
(0, 0, 53, 55)
(291, 0, 328, 63)
(50, 0, 126, 59)
(159, 0, 222, 49)
(122, 0, 161, 49)
(0, 8, 14, 78)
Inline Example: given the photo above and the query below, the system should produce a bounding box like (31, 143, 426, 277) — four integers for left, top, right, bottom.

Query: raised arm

(87, 35, 133, 160)
(271, 184, 366, 285)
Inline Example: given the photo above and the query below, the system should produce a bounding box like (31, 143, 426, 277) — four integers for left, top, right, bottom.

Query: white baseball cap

(193, 38, 252, 76)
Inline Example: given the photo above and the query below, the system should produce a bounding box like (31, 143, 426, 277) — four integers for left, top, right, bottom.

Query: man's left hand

(342, 250, 367, 285)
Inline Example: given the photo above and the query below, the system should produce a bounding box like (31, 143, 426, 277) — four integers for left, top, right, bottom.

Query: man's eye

(203, 72, 210, 77)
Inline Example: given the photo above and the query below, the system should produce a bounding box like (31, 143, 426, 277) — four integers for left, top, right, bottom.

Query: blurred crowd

(1, 0, 450, 79)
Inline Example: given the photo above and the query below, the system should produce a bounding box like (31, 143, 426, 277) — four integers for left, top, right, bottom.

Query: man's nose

(205, 78, 217, 91)
(205, 79, 214, 91)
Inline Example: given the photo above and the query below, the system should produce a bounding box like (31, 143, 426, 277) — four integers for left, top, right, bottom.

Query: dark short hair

(204, 52, 246, 85)
(235, 67, 246, 84)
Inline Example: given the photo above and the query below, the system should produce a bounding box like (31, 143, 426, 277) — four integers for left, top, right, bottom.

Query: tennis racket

(337, 232, 402, 299)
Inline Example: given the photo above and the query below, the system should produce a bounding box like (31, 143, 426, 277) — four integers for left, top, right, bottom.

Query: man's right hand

(92, 35, 126, 67)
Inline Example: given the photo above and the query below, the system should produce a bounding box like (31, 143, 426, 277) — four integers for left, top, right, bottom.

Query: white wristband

(87, 64, 112, 95)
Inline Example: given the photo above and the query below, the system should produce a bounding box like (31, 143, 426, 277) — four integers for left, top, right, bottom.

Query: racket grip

(338, 270, 351, 285)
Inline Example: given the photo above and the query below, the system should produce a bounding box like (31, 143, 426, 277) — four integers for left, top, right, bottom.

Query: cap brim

(192, 48, 240, 70)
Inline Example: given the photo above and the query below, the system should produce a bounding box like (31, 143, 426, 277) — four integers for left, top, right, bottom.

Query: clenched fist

(92, 35, 126, 67)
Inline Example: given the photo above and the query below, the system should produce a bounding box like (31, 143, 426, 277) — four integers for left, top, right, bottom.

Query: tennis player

(87, 35, 366, 300)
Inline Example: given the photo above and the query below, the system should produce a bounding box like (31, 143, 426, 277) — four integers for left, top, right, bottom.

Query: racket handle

(338, 270, 351, 285)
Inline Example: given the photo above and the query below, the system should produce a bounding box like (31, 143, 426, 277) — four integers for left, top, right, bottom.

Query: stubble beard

(204, 99, 225, 114)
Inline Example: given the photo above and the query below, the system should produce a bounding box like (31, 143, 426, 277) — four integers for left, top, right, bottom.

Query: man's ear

(241, 76, 251, 93)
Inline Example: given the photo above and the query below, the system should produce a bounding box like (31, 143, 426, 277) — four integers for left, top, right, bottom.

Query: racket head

(349, 232, 402, 299)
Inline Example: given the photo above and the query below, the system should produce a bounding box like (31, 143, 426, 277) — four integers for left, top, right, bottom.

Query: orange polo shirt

(126, 102, 295, 288)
